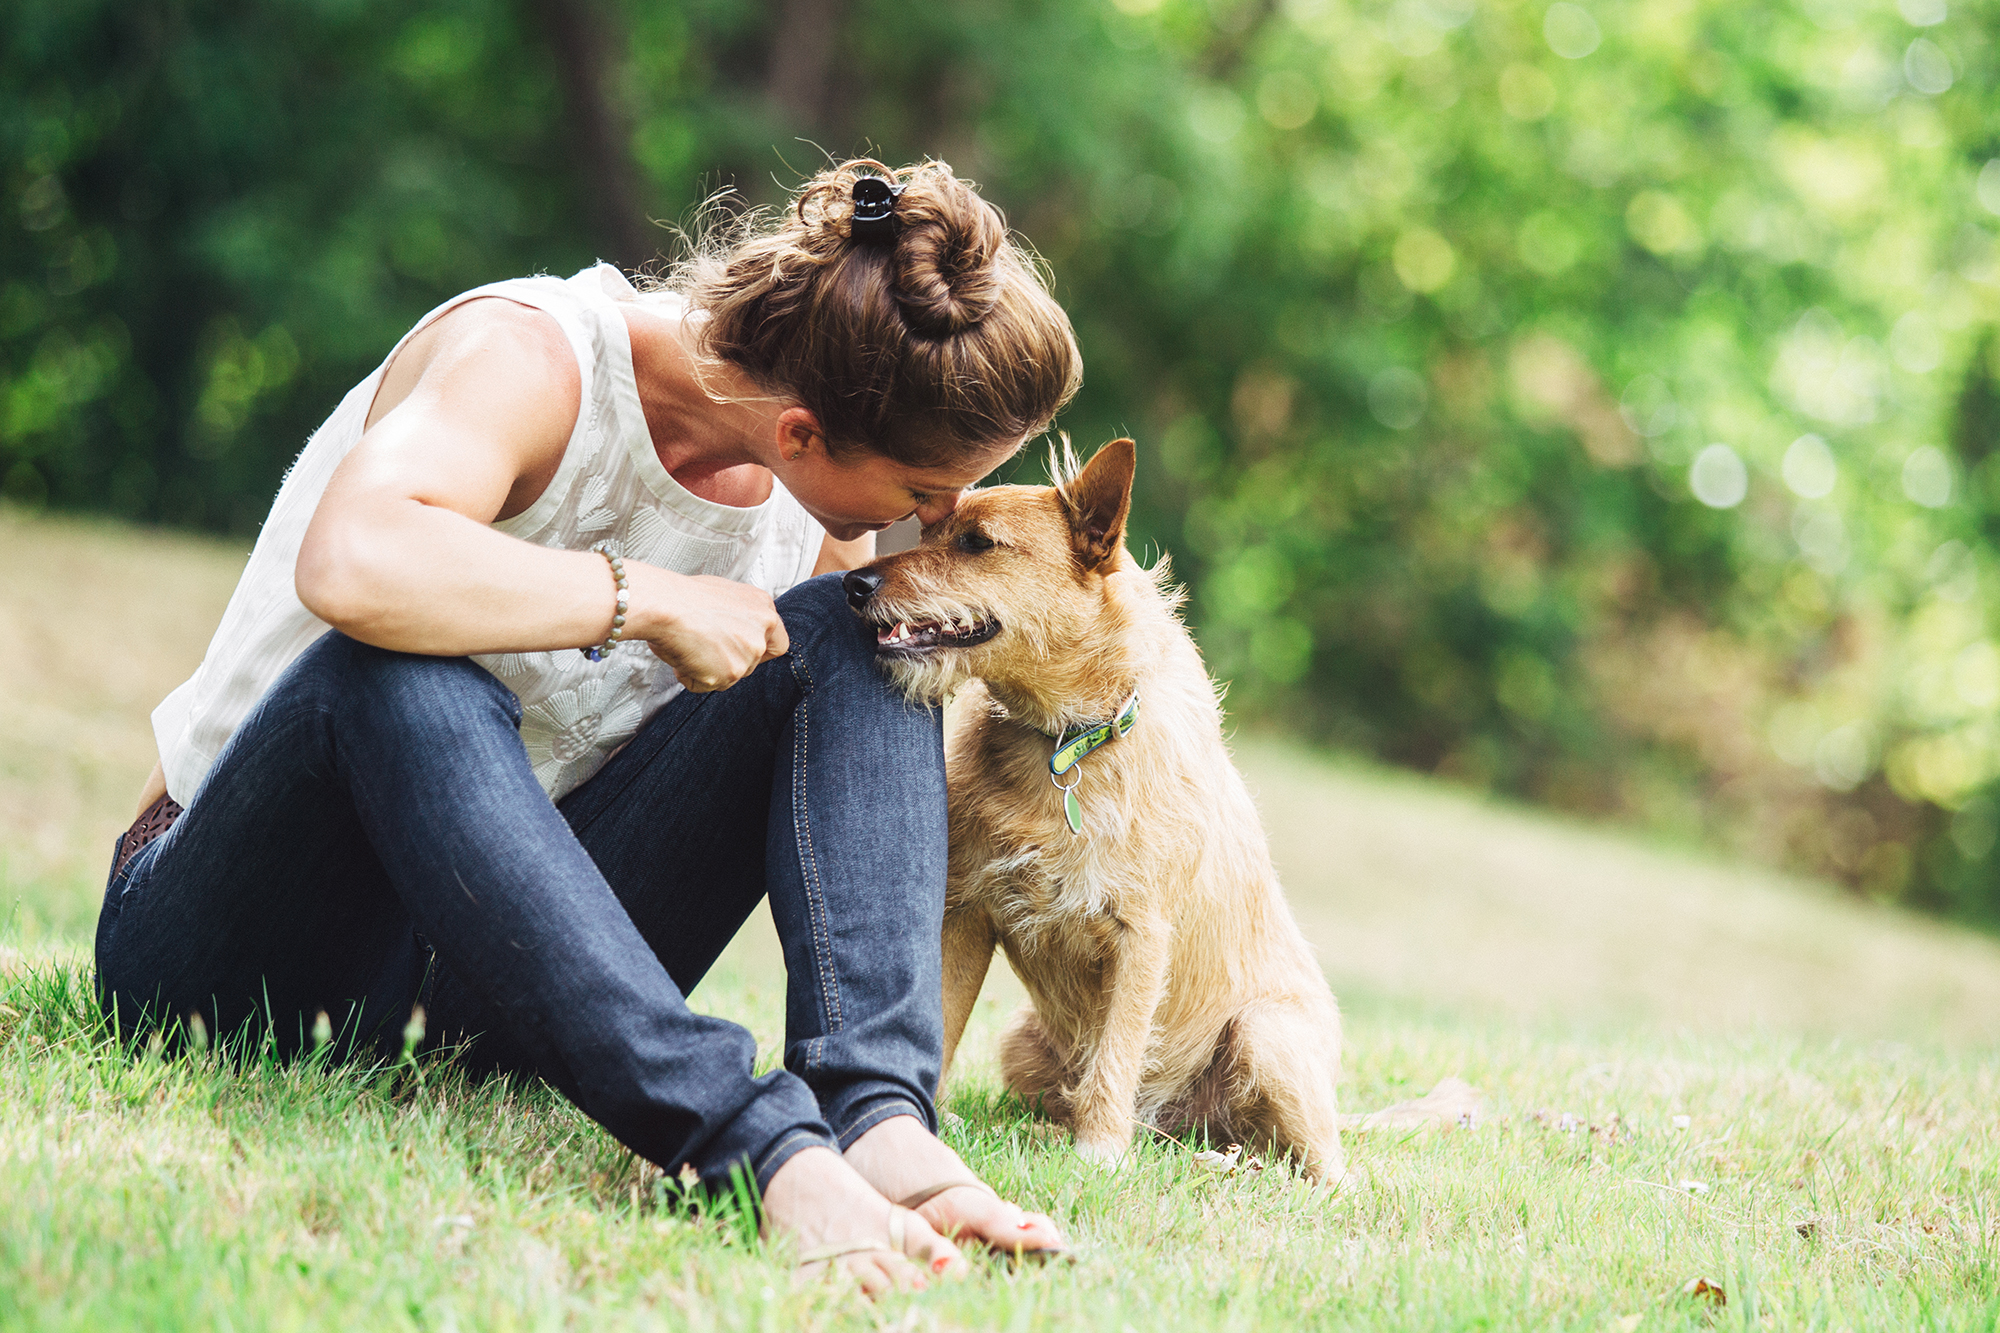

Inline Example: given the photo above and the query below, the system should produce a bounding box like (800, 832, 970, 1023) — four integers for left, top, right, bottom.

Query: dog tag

(1064, 787, 1084, 835)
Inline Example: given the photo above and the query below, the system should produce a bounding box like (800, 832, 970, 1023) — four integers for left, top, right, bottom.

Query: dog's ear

(1063, 438, 1137, 571)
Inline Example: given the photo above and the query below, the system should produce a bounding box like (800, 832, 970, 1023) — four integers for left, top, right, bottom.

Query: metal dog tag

(1063, 787, 1084, 835)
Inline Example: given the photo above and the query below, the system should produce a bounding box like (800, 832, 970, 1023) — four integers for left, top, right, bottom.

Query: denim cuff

(750, 1127, 837, 1196)
(690, 1071, 839, 1198)
(827, 1091, 933, 1150)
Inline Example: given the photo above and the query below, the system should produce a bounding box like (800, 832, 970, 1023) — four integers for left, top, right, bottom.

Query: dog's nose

(843, 568, 884, 610)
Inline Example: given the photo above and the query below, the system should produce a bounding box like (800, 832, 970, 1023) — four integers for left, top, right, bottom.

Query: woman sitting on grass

(97, 158, 1080, 1293)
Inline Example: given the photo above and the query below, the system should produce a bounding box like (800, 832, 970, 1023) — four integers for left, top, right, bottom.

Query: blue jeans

(94, 574, 948, 1193)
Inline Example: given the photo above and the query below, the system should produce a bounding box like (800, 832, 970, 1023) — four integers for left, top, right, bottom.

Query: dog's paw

(1071, 1135, 1130, 1169)
(1301, 1163, 1363, 1192)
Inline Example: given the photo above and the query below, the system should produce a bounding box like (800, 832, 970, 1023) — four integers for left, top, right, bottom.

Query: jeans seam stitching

(836, 1101, 925, 1149)
(753, 1127, 826, 1182)
(790, 652, 842, 1059)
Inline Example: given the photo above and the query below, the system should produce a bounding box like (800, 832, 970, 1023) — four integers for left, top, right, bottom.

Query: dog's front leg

(937, 907, 996, 1094)
(1070, 910, 1171, 1165)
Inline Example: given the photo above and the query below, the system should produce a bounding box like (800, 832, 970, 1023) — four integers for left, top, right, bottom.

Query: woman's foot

(843, 1115, 1071, 1256)
(763, 1146, 966, 1295)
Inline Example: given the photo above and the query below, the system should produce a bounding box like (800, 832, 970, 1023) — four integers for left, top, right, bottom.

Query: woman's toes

(1009, 1211, 1067, 1251)
(918, 1187, 1069, 1254)
(996, 1210, 1067, 1254)
(913, 1185, 994, 1243)
(798, 1249, 931, 1296)
(848, 1257, 892, 1297)
(902, 1211, 969, 1278)
(873, 1253, 931, 1293)
(849, 1253, 915, 1295)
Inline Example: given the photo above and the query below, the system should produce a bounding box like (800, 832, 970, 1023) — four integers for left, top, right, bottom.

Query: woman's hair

(660, 158, 1082, 470)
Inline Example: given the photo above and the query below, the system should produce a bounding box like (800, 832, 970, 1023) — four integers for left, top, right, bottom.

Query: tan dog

(841, 439, 1345, 1181)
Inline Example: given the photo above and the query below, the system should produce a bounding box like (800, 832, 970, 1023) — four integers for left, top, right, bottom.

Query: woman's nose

(843, 568, 885, 610)
(914, 491, 964, 527)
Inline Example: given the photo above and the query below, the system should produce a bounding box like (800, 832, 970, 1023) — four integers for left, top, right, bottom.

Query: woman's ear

(775, 407, 825, 462)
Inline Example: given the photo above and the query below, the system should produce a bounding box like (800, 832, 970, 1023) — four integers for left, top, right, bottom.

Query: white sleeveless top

(153, 264, 825, 806)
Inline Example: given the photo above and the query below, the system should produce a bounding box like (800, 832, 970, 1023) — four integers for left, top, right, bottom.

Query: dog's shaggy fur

(847, 439, 1345, 1180)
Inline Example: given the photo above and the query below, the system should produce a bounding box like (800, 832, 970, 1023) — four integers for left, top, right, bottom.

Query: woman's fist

(623, 565, 789, 692)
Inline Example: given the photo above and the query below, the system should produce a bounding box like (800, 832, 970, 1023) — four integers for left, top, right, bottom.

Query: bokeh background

(9, 0, 2000, 930)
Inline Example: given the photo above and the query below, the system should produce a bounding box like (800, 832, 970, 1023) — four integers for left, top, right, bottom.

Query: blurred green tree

(8, 0, 2000, 924)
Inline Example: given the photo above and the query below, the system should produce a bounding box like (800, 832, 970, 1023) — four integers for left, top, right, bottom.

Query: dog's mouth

(869, 612, 1002, 656)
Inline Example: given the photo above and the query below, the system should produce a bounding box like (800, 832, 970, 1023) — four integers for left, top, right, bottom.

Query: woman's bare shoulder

(366, 295, 581, 435)
(340, 293, 586, 527)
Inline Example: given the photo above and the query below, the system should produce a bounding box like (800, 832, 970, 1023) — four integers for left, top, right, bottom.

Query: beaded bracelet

(585, 542, 629, 661)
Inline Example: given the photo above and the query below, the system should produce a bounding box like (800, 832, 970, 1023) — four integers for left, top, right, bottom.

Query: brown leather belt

(112, 793, 183, 882)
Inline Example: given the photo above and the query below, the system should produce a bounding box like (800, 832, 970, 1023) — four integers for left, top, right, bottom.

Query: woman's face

(775, 423, 1022, 542)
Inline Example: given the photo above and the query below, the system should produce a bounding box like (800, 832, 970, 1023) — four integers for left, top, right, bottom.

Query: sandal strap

(797, 1239, 889, 1265)
(797, 1205, 908, 1266)
(897, 1174, 998, 1210)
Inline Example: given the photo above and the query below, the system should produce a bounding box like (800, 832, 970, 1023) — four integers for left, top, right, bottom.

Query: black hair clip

(849, 176, 905, 244)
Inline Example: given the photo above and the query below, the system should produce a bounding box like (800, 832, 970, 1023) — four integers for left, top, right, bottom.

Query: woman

(96, 159, 1082, 1293)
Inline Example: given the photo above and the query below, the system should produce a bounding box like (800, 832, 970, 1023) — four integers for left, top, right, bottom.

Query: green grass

(3, 943, 1997, 1332)
(8, 507, 2000, 1328)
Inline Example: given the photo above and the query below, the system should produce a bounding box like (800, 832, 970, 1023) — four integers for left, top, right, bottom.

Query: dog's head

(842, 438, 1138, 706)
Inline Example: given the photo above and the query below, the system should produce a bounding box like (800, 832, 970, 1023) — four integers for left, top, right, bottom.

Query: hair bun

(885, 162, 1007, 339)
(680, 155, 1080, 469)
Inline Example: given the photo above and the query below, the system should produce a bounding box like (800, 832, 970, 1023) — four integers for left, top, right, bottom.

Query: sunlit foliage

(7, 0, 2000, 920)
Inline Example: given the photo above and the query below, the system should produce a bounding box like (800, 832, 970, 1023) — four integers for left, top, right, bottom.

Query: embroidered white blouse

(152, 264, 825, 805)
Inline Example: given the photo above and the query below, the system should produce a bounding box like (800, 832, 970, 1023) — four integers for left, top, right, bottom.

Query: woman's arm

(296, 299, 787, 690)
(135, 761, 167, 817)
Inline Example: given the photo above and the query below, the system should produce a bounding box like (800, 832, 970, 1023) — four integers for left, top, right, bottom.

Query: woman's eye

(955, 531, 996, 554)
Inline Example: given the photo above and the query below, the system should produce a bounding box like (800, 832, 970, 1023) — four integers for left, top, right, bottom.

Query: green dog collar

(1048, 689, 1142, 778)
(1044, 689, 1141, 835)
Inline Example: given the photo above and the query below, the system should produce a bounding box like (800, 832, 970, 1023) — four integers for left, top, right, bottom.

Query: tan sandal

(796, 1204, 912, 1269)
(896, 1173, 997, 1210)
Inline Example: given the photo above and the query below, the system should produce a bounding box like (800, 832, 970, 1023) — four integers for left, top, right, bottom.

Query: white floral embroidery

(483, 651, 554, 680)
(623, 505, 671, 561)
(626, 507, 734, 574)
(518, 676, 646, 793)
(574, 474, 618, 536)
(573, 416, 604, 468)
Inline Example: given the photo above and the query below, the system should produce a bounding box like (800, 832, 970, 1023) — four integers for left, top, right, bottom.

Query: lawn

(3, 507, 1999, 1330)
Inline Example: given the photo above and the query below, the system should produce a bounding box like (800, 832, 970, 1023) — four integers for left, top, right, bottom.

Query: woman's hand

(627, 566, 789, 692)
